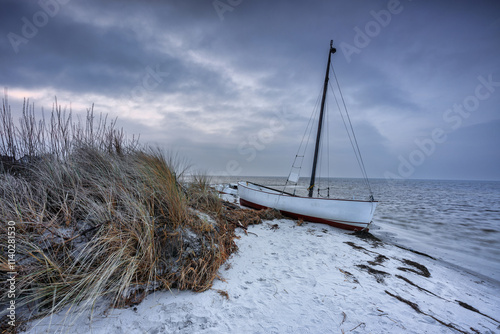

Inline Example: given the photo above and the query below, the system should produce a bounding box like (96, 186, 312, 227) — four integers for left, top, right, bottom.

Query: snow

(24, 219, 500, 333)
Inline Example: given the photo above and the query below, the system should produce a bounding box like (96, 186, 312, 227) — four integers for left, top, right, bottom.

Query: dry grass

(185, 173, 223, 215)
(0, 96, 275, 330)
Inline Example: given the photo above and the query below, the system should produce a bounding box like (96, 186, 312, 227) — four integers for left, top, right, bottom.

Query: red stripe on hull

(239, 198, 369, 232)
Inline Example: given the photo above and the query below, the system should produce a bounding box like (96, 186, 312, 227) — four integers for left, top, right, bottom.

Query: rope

(330, 63, 374, 199)
(282, 85, 323, 194)
(316, 98, 331, 197)
(325, 97, 331, 193)
(282, 59, 375, 201)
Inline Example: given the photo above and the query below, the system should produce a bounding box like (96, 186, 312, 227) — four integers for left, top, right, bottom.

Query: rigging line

(307, 98, 322, 192)
(330, 63, 374, 197)
(325, 96, 331, 193)
(304, 102, 320, 179)
(329, 79, 365, 186)
(316, 98, 330, 196)
(302, 90, 323, 161)
(283, 86, 323, 194)
(317, 112, 323, 192)
(317, 98, 326, 191)
(321, 97, 331, 194)
(329, 80, 365, 185)
(296, 86, 323, 160)
(306, 81, 330, 193)
(331, 67, 373, 198)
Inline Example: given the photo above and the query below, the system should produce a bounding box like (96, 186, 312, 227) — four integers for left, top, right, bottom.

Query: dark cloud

(408, 120, 500, 180)
(1, 0, 500, 180)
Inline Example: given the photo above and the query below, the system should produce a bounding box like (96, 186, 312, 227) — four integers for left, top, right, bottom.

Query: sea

(211, 176, 500, 283)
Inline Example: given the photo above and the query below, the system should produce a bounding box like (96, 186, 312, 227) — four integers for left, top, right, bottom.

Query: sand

(24, 216, 500, 333)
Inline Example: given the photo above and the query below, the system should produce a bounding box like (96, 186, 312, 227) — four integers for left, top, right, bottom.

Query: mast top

(330, 40, 337, 55)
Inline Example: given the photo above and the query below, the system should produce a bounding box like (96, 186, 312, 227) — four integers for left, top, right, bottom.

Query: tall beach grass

(0, 96, 275, 330)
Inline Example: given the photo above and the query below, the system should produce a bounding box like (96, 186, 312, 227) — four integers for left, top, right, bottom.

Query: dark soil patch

(395, 275, 442, 299)
(356, 264, 390, 283)
(368, 254, 389, 266)
(395, 245, 436, 260)
(385, 290, 422, 313)
(338, 268, 359, 284)
(397, 259, 431, 278)
(352, 230, 384, 247)
(344, 241, 378, 255)
(456, 300, 500, 323)
(385, 290, 468, 334)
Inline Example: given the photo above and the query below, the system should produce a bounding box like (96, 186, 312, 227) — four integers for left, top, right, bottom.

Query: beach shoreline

(22, 215, 500, 334)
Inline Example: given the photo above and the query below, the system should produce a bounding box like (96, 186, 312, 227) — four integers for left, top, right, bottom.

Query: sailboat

(237, 41, 377, 231)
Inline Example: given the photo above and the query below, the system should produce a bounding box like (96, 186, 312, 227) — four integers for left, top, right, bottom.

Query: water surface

(213, 176, 500, 282)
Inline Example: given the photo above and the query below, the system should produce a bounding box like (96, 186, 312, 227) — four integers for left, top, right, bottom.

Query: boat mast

(308, 40, 336, 198)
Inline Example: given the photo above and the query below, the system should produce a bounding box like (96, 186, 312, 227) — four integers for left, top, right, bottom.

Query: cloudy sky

(2, 0, 500, 180)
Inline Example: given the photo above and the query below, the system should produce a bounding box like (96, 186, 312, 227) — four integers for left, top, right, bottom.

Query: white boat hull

(213, 183, 238, 196)
(237, 181, 377, 231)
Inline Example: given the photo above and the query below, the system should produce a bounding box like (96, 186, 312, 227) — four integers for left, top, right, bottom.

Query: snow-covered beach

(24, 214, 500, 333)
